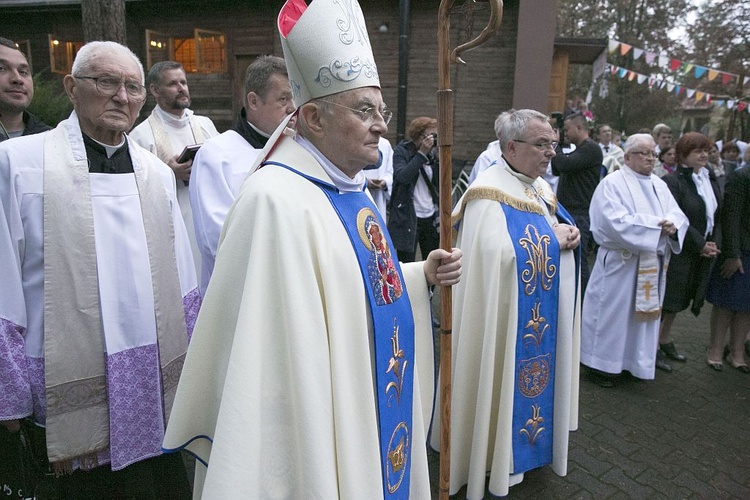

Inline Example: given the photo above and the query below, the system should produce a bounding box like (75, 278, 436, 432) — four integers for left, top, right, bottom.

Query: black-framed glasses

(514, 139, 558, 151)
(318, 99, 392, 125)
(630, 150, 656, 158)
(75, 76, 147, 102)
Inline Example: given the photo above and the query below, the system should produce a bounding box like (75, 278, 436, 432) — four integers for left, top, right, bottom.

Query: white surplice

(0, 115, 199, 469)
(130, 106, 219, 275)
(581, 166, 687, 379)
(363, 136, 394, 220)
(189, 130, 262, 296)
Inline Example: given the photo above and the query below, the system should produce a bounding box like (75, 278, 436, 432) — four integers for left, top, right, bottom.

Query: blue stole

(266, 161, 415, 498)
(500, 203, 561, 474)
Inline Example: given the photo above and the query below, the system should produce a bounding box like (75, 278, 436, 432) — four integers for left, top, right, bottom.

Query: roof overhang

(554, 37, 608, 64)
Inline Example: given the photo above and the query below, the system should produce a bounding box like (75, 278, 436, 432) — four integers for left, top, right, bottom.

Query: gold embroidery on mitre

(519, 404, 546, 444)
(519, 224, 557, 295)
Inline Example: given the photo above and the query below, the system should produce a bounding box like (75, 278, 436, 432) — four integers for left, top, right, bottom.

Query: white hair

(623, 133, 655, 154)
(71, 41, 145, 84)
(498, 109, 550, 153)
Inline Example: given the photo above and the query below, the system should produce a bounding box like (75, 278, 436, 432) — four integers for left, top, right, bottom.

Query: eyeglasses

(75, 76, 147, 102)
(318, 99, 392, 125)
(630, 150, 656, 158)
(514, 139, 558, 151)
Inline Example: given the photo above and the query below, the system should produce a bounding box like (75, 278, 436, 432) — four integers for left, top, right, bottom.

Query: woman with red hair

(658, 132, 721, 372)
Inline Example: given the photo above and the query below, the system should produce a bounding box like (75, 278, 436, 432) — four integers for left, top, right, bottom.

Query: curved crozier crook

(451, 0, 504, 64)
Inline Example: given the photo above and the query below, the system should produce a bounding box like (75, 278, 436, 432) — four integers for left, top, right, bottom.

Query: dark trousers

(397, 214, 440, 263)
(1, 421, 190, 500)
(570, 211, 594, 298)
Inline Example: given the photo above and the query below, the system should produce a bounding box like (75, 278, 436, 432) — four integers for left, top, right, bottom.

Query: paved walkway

(428, 305, 750, 498)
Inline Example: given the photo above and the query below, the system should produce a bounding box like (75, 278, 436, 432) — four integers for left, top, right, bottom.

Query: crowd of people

(0, 0, 748, 497)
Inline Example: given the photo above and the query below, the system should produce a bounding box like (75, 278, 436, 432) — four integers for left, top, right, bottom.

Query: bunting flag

(605, 63, 750, 114)
(607, 39, 744, 90)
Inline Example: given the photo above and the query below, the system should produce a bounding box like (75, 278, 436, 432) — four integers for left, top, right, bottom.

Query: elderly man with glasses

(0, 41, 199, 496)
(580, 133, 687, 387)
(433, 109, 581, 498)
(162, 0, 461, 497)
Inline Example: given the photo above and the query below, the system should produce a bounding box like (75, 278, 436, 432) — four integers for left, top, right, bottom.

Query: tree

(687, 0, 750, 141)
(556, 0, 692, 134)
(81, 0, 126, 44)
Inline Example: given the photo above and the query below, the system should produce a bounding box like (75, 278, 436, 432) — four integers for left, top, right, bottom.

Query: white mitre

(278, 0, 380, 106)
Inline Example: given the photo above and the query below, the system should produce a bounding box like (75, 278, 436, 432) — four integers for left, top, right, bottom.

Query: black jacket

(0, 111, 51, 142)
(718, 166, 750, 260)
(551, 138, 603, 214)
(387, 139, 439, 252)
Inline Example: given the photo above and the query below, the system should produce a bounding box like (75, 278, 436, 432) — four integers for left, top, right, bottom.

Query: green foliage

(27, 74, 72, 128)
(557, 0, 693, 134)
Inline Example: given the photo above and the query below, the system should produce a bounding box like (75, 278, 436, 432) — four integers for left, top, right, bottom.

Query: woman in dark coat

(705, 165, 750, 372)
(388, 117, 440, 262)
(658, 132, 721, 371)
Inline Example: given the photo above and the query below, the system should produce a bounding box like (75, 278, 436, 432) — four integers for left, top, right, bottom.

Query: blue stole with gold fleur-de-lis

(500, 203, 561, 474)
(266, 161, 415, 499)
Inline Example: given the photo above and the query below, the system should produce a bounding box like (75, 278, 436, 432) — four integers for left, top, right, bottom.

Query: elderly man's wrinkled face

(508, 119, 557, 179)
(151, 67, 191, 113)
(0, 45, 33, 115)
(65, 49, 144, 145)
(625, 139, 656, 175)
(315, 87, 388, 177)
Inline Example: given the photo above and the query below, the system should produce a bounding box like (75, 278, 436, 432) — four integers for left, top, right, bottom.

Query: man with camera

(389, 116, 440, 262)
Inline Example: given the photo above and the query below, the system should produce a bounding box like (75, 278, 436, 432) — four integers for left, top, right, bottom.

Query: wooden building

(1, 0, 558, 164)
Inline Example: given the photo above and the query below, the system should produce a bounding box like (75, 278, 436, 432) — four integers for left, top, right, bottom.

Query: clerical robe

(363, 136, 394, 220)
(431, 159, 580, 499)
(581, 166, 687, 379)
(0, 113, 200, 470)
(130, 105, 219, 275)
(163, 126, 435, 498)
(189, 130, 262, 296)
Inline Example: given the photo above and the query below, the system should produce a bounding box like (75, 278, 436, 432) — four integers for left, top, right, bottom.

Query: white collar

(295, 135, 366, 193)
(154, 105, 193, 128)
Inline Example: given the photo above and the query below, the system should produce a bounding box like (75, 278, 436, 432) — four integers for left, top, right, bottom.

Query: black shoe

(655, 350, 672, 372)
(586, 367, 615, 388)
(660, 341, 687, 362)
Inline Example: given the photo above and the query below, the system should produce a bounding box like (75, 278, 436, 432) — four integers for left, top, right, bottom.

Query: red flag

(739, 102, 748, 112)
(669, 59, 682, 71)
(721, 73, 734, 86)
(278, 0, 308, 38)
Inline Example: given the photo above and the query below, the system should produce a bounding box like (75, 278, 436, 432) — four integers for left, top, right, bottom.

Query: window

(145, 28, 226, 74)
(48, 34, 83, 75)
(14, 39, 32, 72)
